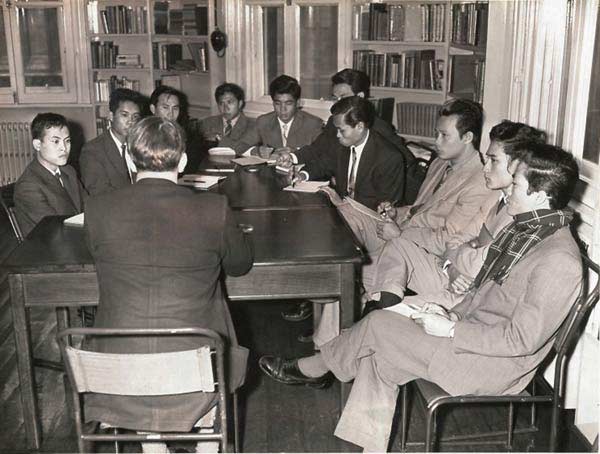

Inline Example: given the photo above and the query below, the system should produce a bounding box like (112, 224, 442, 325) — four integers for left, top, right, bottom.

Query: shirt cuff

(299, 170, 310, 181)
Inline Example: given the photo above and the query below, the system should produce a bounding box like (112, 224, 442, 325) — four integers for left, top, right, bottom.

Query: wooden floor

(0, 211, 591, 452)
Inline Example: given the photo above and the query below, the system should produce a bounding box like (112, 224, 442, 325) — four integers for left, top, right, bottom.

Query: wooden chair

(399, 254, 599, 452)
(57, 327, 240, 453)
(0, 183, 24, 243)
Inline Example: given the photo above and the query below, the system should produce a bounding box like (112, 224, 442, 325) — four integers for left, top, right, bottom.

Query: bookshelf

(350, 1, 489, 142)
(85, 0, 225, 134)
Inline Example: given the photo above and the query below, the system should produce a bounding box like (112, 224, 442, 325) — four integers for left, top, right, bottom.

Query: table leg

(9, 274, 41, 450)
(339, 263, 357, 409)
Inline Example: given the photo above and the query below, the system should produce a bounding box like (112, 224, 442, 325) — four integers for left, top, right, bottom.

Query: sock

(298, 354, 329, 377)
(379, 291, 401, 308)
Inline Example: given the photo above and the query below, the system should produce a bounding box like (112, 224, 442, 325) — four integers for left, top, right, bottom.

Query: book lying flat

(283, 181, 329, 193)
(64, 212, 85, 227)
(178, 175, 225, 189)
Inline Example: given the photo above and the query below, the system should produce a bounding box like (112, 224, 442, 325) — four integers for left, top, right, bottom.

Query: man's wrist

(448, 324, 455, 338)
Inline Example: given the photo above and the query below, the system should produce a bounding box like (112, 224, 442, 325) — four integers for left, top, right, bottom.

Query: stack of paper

(179, 174, 225, 189)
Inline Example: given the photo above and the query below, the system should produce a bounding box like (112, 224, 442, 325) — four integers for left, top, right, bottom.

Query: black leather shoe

(297, 329, 313, 343)
(281, 301, 313, 322)
(259, 356, 331, 388)
(361, 300, 382, 319)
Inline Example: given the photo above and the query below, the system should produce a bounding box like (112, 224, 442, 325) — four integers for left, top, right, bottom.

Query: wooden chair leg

(400, 385, 408, 451)
(507, 402, 515, 449)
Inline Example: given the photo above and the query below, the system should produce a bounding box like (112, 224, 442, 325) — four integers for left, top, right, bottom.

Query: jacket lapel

(104, 131, 128, 178)
(230, 114, 247, 141)
(353, 134, 377, 193)
(59, 168, 81, 211)
(31, 160, 78, 212)
(337, 147, 351, 195)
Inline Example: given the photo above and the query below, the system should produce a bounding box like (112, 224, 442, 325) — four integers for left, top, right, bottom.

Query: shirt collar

(226, 114, 241, 128)
(277, 116, 294, 131)
(352, 130, 370, 155)
(109, 129, 125, 153)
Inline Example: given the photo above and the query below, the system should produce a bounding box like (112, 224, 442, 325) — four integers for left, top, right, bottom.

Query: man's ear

(507, 158, 520, 175)
(177, 152, 188, 173)
(533, 189, 551, 206)
(461, 131, 474, 145)
(150, 104, 156, 115)
(32, 139, 42, 152)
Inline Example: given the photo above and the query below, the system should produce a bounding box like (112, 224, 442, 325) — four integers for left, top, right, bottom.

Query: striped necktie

(224, 120, 232, 137)
(54, 171, 64, 187)
(347, 146, 357, 198)
(281, 123, 288, 147)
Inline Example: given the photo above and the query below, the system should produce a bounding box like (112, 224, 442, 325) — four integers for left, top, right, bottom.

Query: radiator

(0, 122, 35, 185)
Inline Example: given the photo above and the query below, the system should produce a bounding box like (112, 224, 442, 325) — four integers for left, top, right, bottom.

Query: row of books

(87, 2, 148, 35)
(94, 76, 140, 103)
(152, 42, 209, 72)
(450, 2, 488, 47)
(448, 55, 485, 103)
(90, 41, 121, 69)
(396, 102, 440, 138)
(154, 2, 208, 36)
(352, 3, 446, 42)
(353, 50, 443, 90)
(95, 116, 110, 136)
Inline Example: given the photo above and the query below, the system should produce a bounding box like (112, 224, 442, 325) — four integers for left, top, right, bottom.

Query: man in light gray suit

(259, 143, 582, 452)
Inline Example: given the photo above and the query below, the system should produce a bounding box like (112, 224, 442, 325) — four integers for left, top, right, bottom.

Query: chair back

(0, 183, 23, 242)
(57, 327, 229, 452)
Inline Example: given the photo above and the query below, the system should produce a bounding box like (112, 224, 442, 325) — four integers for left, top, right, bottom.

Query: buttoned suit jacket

(245, 110, 323, 149)
(395, 152, 498, 256)
(84, 178, 253, 432)
(299, 130, 406, 211)
(199, 113, 255, 155)
(14, 159, 85, 237)
(79, 131, 131, 196)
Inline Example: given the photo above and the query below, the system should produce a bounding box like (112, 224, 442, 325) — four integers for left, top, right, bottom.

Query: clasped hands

(375, 201, 402, 241)
(410, 302, 458, 338)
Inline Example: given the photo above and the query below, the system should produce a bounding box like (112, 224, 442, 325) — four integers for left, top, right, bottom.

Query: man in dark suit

(245, 75, 323, 150)
(84, 116, 253, 452)
(80, 88, 143, 196)
(199, 82, 255, 155)
(14, 113, 85, 237)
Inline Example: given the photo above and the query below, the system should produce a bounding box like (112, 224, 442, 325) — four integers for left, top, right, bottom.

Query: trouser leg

(313, 300, 340, 347)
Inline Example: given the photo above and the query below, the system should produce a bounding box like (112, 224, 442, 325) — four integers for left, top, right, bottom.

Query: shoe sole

(258, 362, 330, 389)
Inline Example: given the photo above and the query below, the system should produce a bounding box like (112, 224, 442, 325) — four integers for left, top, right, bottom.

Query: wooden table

(5, 167, 363, 449)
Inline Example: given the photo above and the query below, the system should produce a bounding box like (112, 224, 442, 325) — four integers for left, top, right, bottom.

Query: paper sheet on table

(283, 181, 330, 193)
(345, 196, 384, 221)
(208, 147, 235, 156)
(178, 175, 225, 189)
(64, 212, 85, 227)
(383, 301, 423, 318)
(231, 156, 271, 166)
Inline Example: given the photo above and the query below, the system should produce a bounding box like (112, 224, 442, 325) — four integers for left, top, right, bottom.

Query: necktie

(281, 123, 288, 147)
(347, 146, 357, 198)
(432, 165, 452, 194)
(121, 143, 132, 183)
(224, 120, 232, 137)
(54, 171, 64, 187)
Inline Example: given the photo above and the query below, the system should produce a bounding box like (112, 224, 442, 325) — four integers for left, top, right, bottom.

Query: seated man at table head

(80, 87, 143, 196)
(84, 116, 253, 450)
(14, 113, 86, 238)
(246, 74, 323, 151)
(259, 142, 581, 452)
(199, 82, 255, 155)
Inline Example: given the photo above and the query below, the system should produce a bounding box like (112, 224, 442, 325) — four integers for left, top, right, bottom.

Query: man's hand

(411, 312, 456, 337)
(376, 219, 401, 241)
(448, 271, 474, 295)
(274, 150, 293, 168)
(377, 201, 398, 220)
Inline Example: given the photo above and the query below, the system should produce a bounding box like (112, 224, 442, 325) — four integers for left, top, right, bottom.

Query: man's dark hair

(330, 96, 375, 129)
(128, 116, 185, 172)
(31, 113, 69, 140)
(109, 88, 144, 114)
(439, 98, 484, 151)
(150, 85, 182, 108)
(490, 120, 547, 160)
(515, 142, 579, 210)
(269, 75, 301, 100)
(331, 68, 371, 99)
(215, 83, 245, 109)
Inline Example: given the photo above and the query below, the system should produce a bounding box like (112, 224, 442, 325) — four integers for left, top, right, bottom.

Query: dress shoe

(258, 355, 331, 388)
(297, 329, 313, 343)
(281, 301, 313, 322)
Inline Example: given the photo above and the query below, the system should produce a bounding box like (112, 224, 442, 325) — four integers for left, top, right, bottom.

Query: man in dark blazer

(14, 113, 85, 237)
(80, 88, 143, 196)
(84, 116, 253, 451)
(199, 82, 255, 155)
(244, 75, 323, 150)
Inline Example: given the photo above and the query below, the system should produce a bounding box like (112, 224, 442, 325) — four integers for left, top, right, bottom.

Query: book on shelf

(352, 2, 445, 43)
(169, 9, 184, 35)
(152, 43, 183, 70)
(153, 1, 209, 35)
(89, 4, 148, 34)
(450, 2, 488, 47)
(116, 54, 141, 68)
(353, 49, 443, 90)
(396, 102, 441, 138)
(448, 55, 485, 103)
(95, 116, 110, 135)
(94, 75, 140, 103)
(154, 1, 169, 34)
(90, 41, 119, 69)
(188, 42, 209, 71)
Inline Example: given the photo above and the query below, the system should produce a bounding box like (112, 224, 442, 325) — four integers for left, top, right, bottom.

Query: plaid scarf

(473, 208, 573, 288)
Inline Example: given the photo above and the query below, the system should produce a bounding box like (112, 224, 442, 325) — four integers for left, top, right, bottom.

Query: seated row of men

(10, 67, 583, 453)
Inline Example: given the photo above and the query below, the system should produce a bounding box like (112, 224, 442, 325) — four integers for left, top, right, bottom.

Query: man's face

(435, 114, 469, 161)
(332, 83, 355, 101)
(333, 113, 365, 148)
(507, 162, 541, 216)
(152, 94, 180, 122)
(218, 92, 243, 121)
(110, 100, 141, 140)
(34, 126, 71, 171)
(272, 93, 299, 123)
(483, 141, 515, 191)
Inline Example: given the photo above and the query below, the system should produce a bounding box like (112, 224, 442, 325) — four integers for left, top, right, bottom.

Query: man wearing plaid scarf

(259, 142, 583, 452)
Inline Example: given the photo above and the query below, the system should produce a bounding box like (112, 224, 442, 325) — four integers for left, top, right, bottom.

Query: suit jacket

(79, 131, 131, 196)
(300, 130, 406, 211)
(395, 152, 498, 256)
(199, 113, 255, 155)
(245, 110, 323, 149)
(14, 159, 85, 237)
(429, 227, 582, 396)
(84, 178, 253, 432)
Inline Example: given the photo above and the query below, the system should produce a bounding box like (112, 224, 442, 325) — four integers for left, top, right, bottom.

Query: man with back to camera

(14, 112, 86, 238)
(199, 82, 255, 155)
(84, 116, 253, 453)
(80, 88, 143, 196)
(260, 142, 582, 452)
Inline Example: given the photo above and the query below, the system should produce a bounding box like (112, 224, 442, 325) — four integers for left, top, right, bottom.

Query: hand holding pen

(377, 200, 399, 220)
